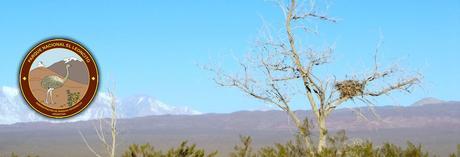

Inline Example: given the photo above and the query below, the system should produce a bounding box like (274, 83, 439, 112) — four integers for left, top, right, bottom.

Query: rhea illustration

(41, 64, 71, 104)
(29, 49, 89, 109)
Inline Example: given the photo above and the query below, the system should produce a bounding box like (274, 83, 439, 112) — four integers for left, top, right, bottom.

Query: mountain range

(0, 91, 458, 156)
(0, 86, 200, 124)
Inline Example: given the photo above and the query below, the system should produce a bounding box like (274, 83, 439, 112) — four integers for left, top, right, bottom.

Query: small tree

(206, 0, 421, 154)
(80, 89, 118, 157)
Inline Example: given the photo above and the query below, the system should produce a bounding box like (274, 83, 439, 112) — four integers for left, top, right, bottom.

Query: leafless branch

(293, 12, 337, 23)
(205, 0, 422, 154)
(79, 131, 103, 157)
(80, 89, 118, 157)
(365, 76, 420, 97)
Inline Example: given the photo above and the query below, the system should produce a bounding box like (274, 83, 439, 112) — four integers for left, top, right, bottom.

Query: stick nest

(335, 80, 364, 98)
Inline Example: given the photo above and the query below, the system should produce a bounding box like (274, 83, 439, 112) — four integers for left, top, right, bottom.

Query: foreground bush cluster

(4, 131, 460, 157)
(228, 134, 447, 157)
(121, 131, 460, 157)
(122, 141, 218, 157)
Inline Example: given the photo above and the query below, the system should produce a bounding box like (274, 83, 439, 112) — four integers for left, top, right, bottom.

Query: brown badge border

(19, 38, 99, 118)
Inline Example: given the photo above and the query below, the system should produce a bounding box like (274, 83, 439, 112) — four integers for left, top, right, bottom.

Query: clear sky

(0, 0, 459, 113)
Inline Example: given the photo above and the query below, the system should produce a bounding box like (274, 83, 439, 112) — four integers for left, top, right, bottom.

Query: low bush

(229, 131, 438, 157)
(122, 141, 218, 157)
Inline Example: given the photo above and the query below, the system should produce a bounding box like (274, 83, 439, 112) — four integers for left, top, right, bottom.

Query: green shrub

(458, 144, 460, 157)
(230, 136, 255, 157)
(378, 143, 403, 157)
(122, 143, 162, 157)
(257, 134, 310, 157)
(122, 141, 218, 157)
(402, 142, 429, 157)
(66, 90, 80, 107)
(230, 131, 435, 157)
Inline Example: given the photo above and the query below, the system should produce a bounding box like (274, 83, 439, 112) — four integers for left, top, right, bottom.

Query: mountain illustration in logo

(47, 57, 89, 85)
(28, 57, 89, 109)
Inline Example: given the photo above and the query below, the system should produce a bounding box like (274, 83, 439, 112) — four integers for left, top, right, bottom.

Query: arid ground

(0, 101, 458, 157)
(29, 67, 88, 109)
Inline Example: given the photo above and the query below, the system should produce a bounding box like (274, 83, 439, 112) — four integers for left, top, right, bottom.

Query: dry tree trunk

(206, 0, 421, 155)
(317, 116, 327, 152)
(109, 91, 117, 157)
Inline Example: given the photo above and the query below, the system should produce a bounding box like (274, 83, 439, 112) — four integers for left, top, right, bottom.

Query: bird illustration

(41, 64, 71, 105)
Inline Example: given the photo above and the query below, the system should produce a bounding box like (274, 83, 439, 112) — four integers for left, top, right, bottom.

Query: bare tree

(80, 90, 118, 157)
(205, 0, 421, 154)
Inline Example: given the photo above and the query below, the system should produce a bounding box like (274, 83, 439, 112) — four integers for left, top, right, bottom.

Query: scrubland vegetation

(118, 131, 459, 157)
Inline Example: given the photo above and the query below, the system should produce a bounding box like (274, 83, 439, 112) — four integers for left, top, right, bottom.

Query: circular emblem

(19, 38, 99, 118)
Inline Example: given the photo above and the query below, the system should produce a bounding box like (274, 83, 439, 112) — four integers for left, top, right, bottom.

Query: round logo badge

(19, 38, 99, 118)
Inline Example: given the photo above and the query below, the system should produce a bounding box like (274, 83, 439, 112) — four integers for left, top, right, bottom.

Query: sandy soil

(29, 67, 88, 109)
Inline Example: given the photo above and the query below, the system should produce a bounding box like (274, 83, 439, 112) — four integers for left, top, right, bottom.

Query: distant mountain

(47, 58, 89, 84)
(114, 100, 460, 132)
(0, 86, 200, 124)
(118, 95, 201, 118)
(0, 86, 44, 124)
(411, 97, 446, 106)
(0, 97, 458, 157)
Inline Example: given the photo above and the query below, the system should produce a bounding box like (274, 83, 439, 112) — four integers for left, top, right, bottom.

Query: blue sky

(0, 0, 459, 113)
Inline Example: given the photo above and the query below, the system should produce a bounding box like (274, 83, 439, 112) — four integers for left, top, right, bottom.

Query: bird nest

(335, 80, 364, 98)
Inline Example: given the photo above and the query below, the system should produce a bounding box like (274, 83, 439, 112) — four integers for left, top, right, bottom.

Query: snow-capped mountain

(47, 58, 89, 84)
(37, 61, 45, 67)
(77, 94, 201, 120)
(0, 86, 45, 124)
(118, 95, 201, 117)
(63, 57, 82, 64)
(0, 86, 201, 125)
